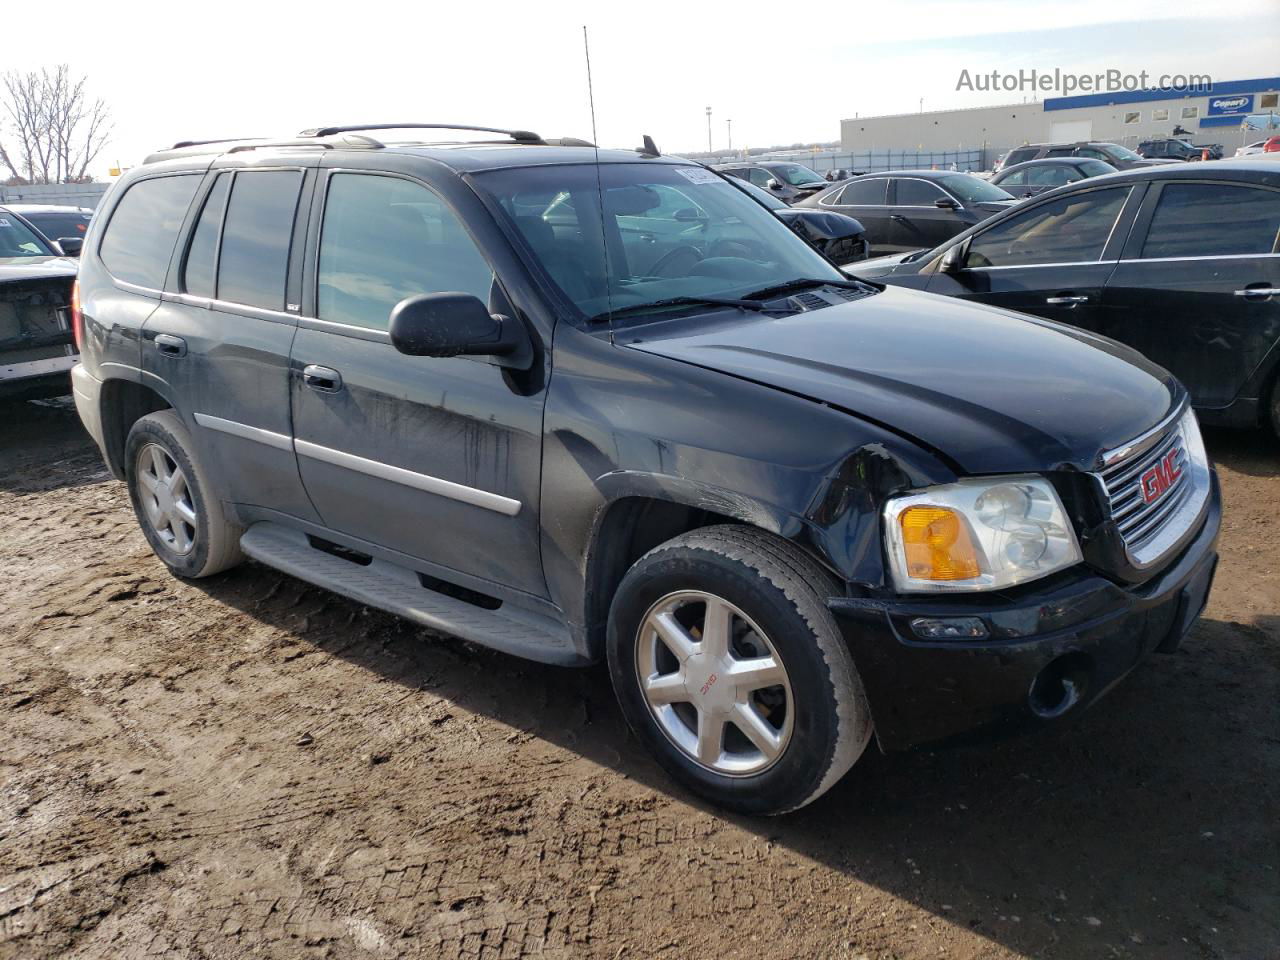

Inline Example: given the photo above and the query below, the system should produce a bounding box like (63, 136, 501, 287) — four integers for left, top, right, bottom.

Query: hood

(974, 199, 1019, 214)
(1134, 158, 1182, 166)
(845, 250, 928, 280)
(626, 285, 1178, 475)
(774, 208, 865, 242)
(0, 255, 78, 282)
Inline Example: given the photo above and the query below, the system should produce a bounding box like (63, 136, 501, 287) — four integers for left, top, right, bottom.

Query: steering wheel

(649, 245, 704, 278)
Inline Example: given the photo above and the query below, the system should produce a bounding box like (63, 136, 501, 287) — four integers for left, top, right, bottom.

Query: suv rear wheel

(125, 410, 244, 579)
(607, 525, 872, 815)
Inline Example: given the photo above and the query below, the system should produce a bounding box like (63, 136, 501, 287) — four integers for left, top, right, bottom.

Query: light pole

(726, 118, 732, 153)
(706, 106, 712, 153)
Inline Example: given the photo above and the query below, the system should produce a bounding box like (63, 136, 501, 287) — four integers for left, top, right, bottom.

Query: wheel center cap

(685, 652, 734, 716)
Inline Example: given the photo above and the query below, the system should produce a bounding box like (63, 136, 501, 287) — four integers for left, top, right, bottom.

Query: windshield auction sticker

(675, 167, 722, 184)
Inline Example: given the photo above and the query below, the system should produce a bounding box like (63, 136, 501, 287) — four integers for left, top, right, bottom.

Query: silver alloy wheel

(635, 590, 794, 777)
(136, 442, 198, 556)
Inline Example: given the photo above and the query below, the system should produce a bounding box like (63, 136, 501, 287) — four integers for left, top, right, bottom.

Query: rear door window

(317, 173, 495, 331)
(1027, 166, 1073, 187)
(1141, 183, 1280, 259)
(216, 170, 304, 310)
(99, 175, 202, 289)
(966, 187, 1130, 268)
(833, 178, 888, 205)
(998, 170, 1027, 187)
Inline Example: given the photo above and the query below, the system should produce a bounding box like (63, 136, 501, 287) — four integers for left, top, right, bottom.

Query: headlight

(883, 475, 1082, 593)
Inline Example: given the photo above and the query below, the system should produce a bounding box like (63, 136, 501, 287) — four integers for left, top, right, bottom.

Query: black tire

(607, 525, 872, 815)
(125, 410, 244, 579)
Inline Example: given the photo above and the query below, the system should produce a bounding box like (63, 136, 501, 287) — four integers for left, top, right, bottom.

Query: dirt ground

(0, 398, 1276, 960)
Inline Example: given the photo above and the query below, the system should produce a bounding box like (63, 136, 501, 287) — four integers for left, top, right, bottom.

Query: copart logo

(1212, 96, 1250, 111)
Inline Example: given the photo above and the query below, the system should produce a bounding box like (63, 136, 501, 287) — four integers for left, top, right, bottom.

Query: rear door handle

(154, 334, 187, 357)
(302, 364, 343, 393)
(1045, 295, 1089, 305)
(1234, 285, 1280, 299)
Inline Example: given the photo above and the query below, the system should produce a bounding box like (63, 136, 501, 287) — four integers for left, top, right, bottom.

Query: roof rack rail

(171, 137, 263, 149)
(224, 133, 383, 154)
(297, 123, 544, 144)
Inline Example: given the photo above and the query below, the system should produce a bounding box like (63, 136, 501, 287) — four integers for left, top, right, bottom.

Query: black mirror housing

(389, 292, 532, 370)
(56, 237, 83, 257)
(940, 240, 968, 273)
(934, 196, 959, 209)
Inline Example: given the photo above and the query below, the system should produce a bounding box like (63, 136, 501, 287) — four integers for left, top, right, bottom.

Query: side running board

(239, 522, 582, 666)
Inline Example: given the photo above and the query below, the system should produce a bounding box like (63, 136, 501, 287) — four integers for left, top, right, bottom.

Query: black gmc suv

(72, 124, 1221, 815)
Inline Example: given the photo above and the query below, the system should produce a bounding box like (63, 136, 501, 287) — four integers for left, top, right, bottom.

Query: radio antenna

(583, 25, 614, 337)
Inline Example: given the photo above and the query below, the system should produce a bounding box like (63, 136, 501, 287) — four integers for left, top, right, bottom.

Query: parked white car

(1235, 139, 1268, 158)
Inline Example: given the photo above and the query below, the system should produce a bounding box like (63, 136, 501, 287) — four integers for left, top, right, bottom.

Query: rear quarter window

(98, 175, 202, 289)
(1142, 183, 1280, 259)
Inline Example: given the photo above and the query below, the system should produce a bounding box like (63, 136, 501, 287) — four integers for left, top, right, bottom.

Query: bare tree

(1, 66, 112, 184)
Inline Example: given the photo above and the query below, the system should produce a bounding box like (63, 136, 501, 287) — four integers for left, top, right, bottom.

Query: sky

(3, 0, 1278, 179)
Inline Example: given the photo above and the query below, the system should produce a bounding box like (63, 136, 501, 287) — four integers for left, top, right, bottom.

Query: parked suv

(713, 161, 828, 203)
(1137, 138, 1222, 161)
(73, 124, 1220, 815)
(998, 141, 1178, 171)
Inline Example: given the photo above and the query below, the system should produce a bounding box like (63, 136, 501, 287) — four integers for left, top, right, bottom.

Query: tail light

(70, 279, 83, 351)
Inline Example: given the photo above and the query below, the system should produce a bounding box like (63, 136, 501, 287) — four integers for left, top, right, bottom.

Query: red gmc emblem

(1139, 448, 1183, 505)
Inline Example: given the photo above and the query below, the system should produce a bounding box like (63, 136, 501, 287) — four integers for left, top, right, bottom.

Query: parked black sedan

(991, 157, 1116, 199)
(852, 158, 1280, 432)
(796, 171, 1017, 255)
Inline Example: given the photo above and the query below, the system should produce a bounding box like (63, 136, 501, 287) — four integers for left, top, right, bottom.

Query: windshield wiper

(588, 295, 797, 324)
(740, 277, 869, 301)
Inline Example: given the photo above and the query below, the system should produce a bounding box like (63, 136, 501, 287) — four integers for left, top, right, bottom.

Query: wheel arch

(577, 475, 817, 663)
(99, 376, 174, 480)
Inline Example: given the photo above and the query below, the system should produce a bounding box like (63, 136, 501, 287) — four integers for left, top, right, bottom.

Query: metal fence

(751, 148, 988, 174)
(0, 182, 110, 209)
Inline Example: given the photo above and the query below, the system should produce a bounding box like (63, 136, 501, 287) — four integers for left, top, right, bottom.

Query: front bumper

(830, 472, 1221, 752)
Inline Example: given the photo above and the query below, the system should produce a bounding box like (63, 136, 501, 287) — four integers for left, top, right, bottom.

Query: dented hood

(625, 285, 1180, 475)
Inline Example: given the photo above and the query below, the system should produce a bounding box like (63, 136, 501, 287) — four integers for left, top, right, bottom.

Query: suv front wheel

(125, 410, 244, 579)
(607, 525, 873, 815)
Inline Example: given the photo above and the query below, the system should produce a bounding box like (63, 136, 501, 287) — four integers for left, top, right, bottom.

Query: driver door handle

(302, 364, 343, 393)
(1046, 294, 1089, 305)
(153, 334, 187, 357)
(1234, 285, 1280, 299)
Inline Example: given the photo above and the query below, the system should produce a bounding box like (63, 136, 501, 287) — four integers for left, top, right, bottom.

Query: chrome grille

(1099, 419, 1192, 557)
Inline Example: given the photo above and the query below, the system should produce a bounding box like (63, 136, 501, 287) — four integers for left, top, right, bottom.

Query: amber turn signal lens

(900, 506, 981, 581)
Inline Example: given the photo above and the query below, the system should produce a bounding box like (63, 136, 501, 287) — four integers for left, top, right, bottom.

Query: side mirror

(389, 292, 532, 370)
(673, 207, 704, 223)
(56, 237, 83, 257)
(934, 196, 959, 210)
(940, 240, 968, 273)
(766, 178, 782, 191)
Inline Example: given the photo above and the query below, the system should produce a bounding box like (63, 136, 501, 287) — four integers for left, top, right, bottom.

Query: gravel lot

(1, 398, 1277, 960)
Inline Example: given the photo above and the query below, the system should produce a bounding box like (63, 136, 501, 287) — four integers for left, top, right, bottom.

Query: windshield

(938, 174, 1015, 204)
(1101, 143, 1143, 162)
(768, 163, 825, 186)
(475, 162, 844, 323)
(1078, 159, 1117, 177)
(0, 212, 54, 258)
(23, 210, 92, 242)
(728, 176, 788, 210)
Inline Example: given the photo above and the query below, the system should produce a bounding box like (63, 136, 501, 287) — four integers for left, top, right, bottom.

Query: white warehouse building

(840, 76, 1279, 163)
